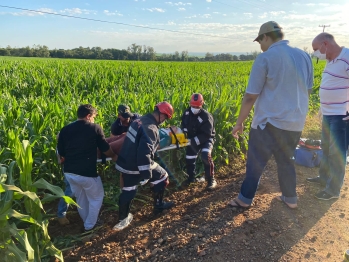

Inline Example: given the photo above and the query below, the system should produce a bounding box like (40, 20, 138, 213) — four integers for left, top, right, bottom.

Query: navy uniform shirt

(110, 113, 141, 136)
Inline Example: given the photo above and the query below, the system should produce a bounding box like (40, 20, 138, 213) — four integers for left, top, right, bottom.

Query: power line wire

(0, 4, 234, 40)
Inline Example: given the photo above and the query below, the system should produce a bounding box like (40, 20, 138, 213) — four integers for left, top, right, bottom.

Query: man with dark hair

(57, 104, 117, 232)
(228, 21, 313, 209)
(307, 33, 349, 200)
(110, 104, 141, 136)
(181, 93, 217, 190)
(113, 102, 175, 231)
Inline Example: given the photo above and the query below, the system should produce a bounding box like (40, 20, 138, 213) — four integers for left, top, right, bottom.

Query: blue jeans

(238, 123, 301, 205)
(319, 115, 347, 196)
(57, 176, 73, 218)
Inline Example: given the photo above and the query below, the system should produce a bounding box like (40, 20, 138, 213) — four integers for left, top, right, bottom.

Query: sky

(0, 0, 348, 53)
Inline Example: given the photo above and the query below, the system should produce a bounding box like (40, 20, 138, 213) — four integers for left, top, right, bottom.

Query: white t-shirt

(320, 47, 349, 115)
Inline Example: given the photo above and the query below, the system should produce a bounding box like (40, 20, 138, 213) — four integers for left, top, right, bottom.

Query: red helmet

(190, 93, 204, 107)
(155, 101, 174, 119)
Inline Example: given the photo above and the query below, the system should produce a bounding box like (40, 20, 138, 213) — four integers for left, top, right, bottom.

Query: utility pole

(319, 25, 330, 32)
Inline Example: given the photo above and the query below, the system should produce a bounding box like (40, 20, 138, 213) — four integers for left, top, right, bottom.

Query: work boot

(57, 216, 70, 225)
(206, 176, 217, 191)
(153, 190, 174, 215)
(181, 178, 195, 187)
(181, 173, 196, 187)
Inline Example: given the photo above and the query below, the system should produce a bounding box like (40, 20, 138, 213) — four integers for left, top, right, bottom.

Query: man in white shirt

(307, 33, 349, 200)
(228, 21, 313, 209)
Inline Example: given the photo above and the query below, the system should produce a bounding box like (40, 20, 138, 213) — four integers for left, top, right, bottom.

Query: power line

(0, 4, 234, 40)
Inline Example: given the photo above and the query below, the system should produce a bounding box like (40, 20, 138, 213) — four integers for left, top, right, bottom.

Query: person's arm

(57, 130, 65, 158)
(231, 93, 259, 138)
(192, 114, 214, 146)
(103, 147, 118, 161)
(231, 55, 266, 139)
(96, 125, 118, 161)
(181, 110, 188, 135)
(137, 125, 157, 180)
(307, 54, 314, 98)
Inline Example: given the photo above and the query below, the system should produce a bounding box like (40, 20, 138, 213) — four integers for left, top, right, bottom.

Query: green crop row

(0, 57, 325, 261)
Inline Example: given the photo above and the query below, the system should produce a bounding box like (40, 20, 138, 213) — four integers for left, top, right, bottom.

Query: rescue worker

(113, 102, 175, 231)
(181, 93, 217, 190)
(110, 104, 141, 136)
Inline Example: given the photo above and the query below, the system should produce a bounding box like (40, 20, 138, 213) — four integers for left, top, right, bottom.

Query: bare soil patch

(48, 159, 349, 262)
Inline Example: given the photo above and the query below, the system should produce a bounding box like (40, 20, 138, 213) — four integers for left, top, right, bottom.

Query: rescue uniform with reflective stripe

(181, 108, 215, 181)
(115, 114, 170, 222)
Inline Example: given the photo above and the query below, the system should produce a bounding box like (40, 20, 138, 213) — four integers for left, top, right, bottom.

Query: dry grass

(302, 113, 322, 140)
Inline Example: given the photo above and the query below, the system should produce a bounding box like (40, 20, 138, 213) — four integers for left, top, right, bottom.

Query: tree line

(0, 44, 259, 61)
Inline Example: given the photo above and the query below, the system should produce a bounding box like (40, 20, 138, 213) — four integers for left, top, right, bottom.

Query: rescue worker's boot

(113, 201, 133, 231)
(153, 190, 174, 215)
(181, 173, 196, 187)
(206, 175, 217, 191)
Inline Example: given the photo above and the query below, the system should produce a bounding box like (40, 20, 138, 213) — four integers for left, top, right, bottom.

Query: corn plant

(0, 137, 77, 262)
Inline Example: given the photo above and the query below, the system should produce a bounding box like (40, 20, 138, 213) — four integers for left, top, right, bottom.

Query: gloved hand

(139, 179, 149, 186)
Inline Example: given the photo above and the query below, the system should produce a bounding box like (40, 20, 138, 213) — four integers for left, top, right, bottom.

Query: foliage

(0, 138, 77, 261)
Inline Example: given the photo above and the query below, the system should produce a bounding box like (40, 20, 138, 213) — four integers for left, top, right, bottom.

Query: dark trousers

(238, 123, 301, 205)
(185, 140, 214, 181)
(118, 164, 169, 220)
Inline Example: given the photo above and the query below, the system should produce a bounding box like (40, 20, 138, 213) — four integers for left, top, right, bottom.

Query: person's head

(312, 33, 340, 61)
(117, 104, 134, 125)
(253, 21, 284, 52)
(189, 93, 204, 115)
(153, 101, 174, 125)
(77, 104, 97, 123)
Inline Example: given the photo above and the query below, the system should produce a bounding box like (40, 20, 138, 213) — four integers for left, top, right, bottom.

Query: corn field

(0, 57, 325, 261)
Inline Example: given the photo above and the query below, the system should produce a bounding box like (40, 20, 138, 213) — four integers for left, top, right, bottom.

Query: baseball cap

(118, 104, 134, 118)
(253, 21, 282, 42)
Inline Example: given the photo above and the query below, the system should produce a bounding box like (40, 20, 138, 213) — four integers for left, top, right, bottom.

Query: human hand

(112, 154, 118, 162)
(232, 123, 244, 139)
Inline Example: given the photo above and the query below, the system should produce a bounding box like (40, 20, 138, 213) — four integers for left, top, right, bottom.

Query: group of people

(57, 95, 217, 232)
(228, 21, 349, 209)
(56, 20, 349, 233)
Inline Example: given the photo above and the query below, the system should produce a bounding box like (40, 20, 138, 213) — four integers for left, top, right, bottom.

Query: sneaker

(196, 176, 206, 183)
(306, 176, 326, 186)
(315, 191, 339, 201)
(57, 217, 70, 225)
(206, 179, 217, 191)
(113, 213, 133, 231)
(84, 218, 104, 233)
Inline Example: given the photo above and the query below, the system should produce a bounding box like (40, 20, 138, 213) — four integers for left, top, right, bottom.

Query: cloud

(202, 14, 211, 18)
(5, 8, 56, 16)
(103, 10, 123, 16)
(206, 0, 212, 2)
(178, 8, 186, 11)
(165, 2, 192, 6)
(185, 15, 197, 18)
(145, 8, 166, 12)
(60, 8, 97, 15)
(243, 13, 253, 18)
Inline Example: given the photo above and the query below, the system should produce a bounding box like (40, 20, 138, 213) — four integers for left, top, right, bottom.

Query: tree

(181, 50, 188, 61)
(205, 52, 214, 61)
